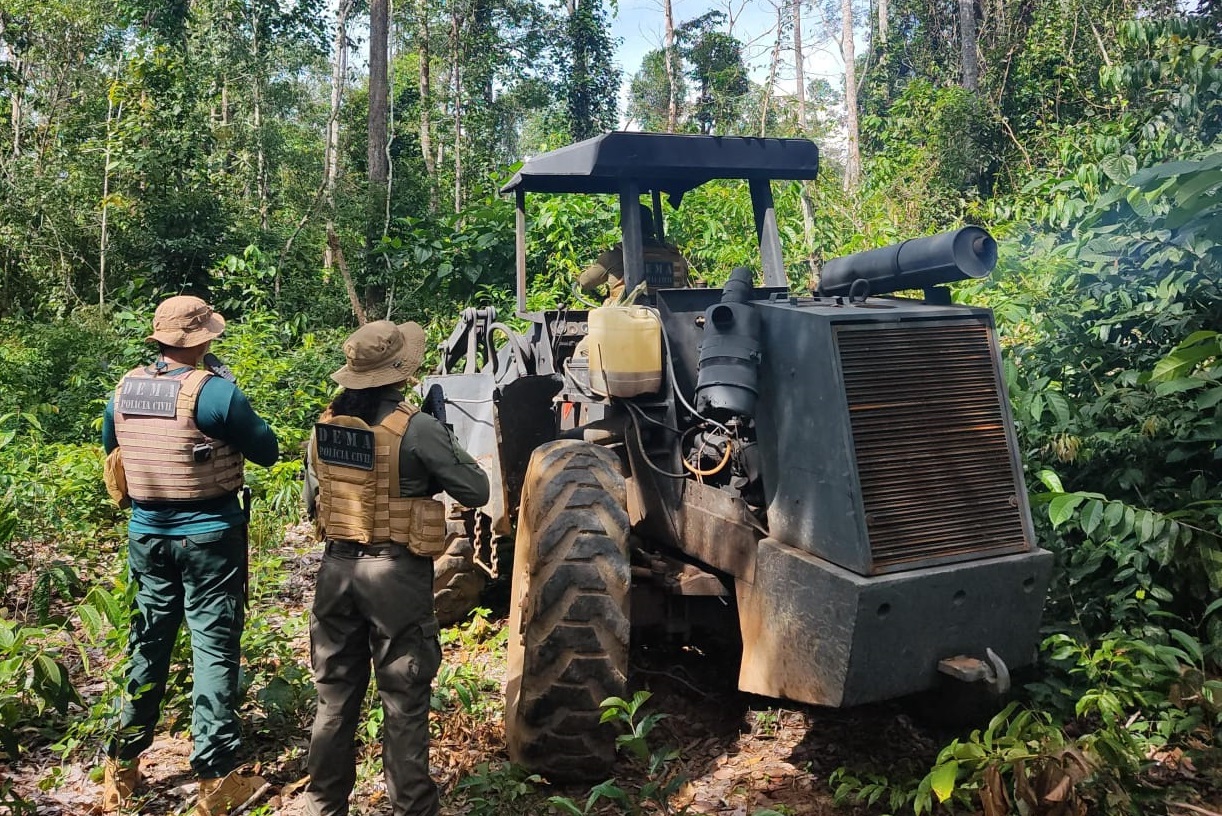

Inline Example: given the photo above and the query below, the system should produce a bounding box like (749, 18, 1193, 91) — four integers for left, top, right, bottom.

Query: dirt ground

(5, 531, 1216, 816)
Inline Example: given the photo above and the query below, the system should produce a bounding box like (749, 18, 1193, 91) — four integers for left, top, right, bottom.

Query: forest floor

(7, 526, 1211, 816)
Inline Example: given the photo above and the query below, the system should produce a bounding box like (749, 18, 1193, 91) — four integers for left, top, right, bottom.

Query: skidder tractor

(422, 132, 1053, 781)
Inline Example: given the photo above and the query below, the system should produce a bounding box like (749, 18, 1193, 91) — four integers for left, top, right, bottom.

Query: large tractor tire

(433, 514, 488, 626)
(504, 440, 631, 782)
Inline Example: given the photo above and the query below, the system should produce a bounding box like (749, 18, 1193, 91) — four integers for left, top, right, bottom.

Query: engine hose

(681, 433, 732, 477)
(626, 401, 688, 479)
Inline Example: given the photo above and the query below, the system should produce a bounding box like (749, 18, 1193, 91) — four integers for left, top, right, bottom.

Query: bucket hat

(147, 296, 227, 347)
(331, 320, 427, 390)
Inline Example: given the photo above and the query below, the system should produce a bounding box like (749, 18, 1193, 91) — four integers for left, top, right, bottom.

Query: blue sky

(609, 0, 848, 107)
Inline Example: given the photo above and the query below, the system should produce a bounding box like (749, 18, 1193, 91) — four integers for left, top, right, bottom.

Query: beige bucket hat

(147, 295, 227, 347)
(331, 320, 427, 390)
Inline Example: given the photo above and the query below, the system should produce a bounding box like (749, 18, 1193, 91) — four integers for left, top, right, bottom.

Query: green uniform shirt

(102, 365, 280, 536)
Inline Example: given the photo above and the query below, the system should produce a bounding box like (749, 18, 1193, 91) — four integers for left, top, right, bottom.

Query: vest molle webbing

(113, 367, 245, 502)
(311, 402, 446, 557)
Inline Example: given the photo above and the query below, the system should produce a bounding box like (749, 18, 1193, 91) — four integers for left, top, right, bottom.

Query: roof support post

(750, 179, 786, 288)
(651, 188, 665, 243)
(619, 181, 644, 295)
(515, 189, 527, 314)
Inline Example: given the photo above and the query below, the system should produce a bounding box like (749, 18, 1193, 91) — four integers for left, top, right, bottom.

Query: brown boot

(100, 758, 140, 813)
(194, 770, 270, 816)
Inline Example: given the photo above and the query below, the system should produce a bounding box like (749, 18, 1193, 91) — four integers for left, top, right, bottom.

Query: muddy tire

(504, 440, 631, 782)
(433, 516, 488, 626)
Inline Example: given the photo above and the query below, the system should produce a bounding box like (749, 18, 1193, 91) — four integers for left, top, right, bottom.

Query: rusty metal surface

(753, 301, 1035, 578)
(836, 322, 1031, 573)
(675, 480, 760, 583)
(494, 376, 562, 533)
(736, 538, 1053, 707)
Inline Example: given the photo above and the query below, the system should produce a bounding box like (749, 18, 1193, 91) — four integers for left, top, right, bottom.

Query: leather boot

(193, 770, 270, 816)
(100, 758, 140, 813)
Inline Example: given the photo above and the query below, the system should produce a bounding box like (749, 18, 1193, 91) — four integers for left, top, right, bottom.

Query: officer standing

(100, 295, 279, 815)
(303, 320, 489, 816)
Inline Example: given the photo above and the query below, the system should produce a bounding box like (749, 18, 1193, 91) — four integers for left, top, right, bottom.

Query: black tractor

(422, 132, 1052, 781)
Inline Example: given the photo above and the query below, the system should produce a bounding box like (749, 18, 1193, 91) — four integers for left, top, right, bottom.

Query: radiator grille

(836, 322, 1029, 574)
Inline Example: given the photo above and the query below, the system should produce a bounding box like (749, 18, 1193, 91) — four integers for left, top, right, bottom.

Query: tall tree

(839, 0, 862, 187)
(368, 0, 390, 259)
(324, 0, 366, 322)
(561, 0, 620, 141)
(628, 49, 687, 131)
(792, 0, 818, 276)
(663, 0, 678, 131)
(760, 1, 786, 135)
(678, 11, 750, 135)
(959, 0, 979, 90)
(413, 0, 437, 210)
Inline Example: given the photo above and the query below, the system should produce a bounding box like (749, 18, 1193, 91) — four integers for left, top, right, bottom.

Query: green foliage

(676, 12, 750, 136)
(830, 766, 922, 813)
(627, 49, 687, 132)
(558, 0, 620, 141)
(1011, 15, 1221, 227)
(383, 193, 517, 319)
(979, 149, 1222, 650)
(861, 80, 998, 214)
(454, 762, 545, 816)
(548, 691, 687, 816)
(0, 617, 82, 760)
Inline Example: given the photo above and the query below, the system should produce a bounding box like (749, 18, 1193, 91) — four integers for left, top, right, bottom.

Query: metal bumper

(735, 538, 1053, 707)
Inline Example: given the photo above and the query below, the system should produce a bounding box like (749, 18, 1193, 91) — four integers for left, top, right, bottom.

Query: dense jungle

(0, 0, 1219, 812)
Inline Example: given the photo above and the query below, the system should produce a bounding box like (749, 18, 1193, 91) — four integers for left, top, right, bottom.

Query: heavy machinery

(422, 132, 1052, 781)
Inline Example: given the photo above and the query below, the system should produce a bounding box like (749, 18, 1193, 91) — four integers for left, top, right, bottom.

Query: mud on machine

(421, 132, 1053, 781)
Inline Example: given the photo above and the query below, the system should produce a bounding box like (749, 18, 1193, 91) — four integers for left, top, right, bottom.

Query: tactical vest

(606, 243, 691, 300)
(310, 402, 447, 557)
(112, 366, 244, 502)
(641, 243, 692, 290)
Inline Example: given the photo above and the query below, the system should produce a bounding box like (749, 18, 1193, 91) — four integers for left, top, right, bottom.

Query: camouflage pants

(304, 540, 442, 816)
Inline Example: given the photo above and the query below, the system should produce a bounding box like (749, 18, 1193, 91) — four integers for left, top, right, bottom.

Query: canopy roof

(500, 132, 820, 199)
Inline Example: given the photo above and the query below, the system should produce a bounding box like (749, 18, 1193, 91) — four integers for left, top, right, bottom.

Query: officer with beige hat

(100, 295, 279, 815)
(303, 320, 488, 816)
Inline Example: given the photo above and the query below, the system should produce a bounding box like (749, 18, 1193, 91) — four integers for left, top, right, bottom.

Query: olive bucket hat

(331, 320, 427, 390)
(147, 295, 227, 348)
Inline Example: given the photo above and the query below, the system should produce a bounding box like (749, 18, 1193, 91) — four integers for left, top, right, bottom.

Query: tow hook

(937, 648, 1011, 696)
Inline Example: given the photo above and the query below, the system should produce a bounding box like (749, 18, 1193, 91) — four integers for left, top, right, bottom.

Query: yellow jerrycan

(587, 305, 663, 398)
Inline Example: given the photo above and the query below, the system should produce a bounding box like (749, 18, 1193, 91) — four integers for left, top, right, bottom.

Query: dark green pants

(305, 541, 441, 816)
(108, 528, 246, 778)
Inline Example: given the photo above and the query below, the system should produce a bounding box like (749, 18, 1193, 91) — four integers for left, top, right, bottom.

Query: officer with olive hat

(303, 320, 488, 816)
(100, 295, 279, 815)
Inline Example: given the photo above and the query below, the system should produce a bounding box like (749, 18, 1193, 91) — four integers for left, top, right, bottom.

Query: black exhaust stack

(818, 226, 997, 299)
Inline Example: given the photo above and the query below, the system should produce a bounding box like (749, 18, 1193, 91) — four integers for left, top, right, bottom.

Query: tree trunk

(324, 0, 353, 274)
(100, 97, 120, 306)
(368, 0, 390, 256)
(793, 0, 818, 280)
(329, 229, 369, 324)
(959, 0, 979, 91)
(324, 0, 368, 323)
(251, 19, 269, 235)
(841, 0, 861, 189)
(878, 0, 888, 44)
(450, 4, 463, 213)
(416, 0, 437, 211)
(10, 66, 22, 158)
(760, 2, 783, 136)
(664, 0, 677, 132)
(1, 16, 19, 159)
